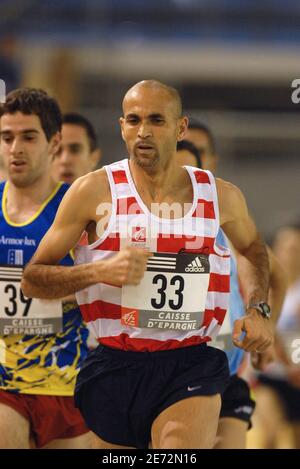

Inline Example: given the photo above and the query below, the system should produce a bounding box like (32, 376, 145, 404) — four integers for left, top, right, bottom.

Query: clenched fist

(100, 246, 151, 286)
(232, 308, 274, 353)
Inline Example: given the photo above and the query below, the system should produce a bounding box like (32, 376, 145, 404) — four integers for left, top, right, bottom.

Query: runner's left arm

(236, 244, 287, 327)
(238, 245, 287, 368)
(217, 178, 273, 352)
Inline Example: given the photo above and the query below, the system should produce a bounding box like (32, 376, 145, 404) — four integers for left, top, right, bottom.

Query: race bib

(121, 252, 210, 331)
(0, 265, 63, 335)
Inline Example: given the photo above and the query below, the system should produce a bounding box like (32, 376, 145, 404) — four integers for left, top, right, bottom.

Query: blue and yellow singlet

(0, 181, 89, 395)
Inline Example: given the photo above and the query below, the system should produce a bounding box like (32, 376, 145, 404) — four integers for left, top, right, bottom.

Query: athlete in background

(52, 112, 101, 184)
(184, 119, 286, 448)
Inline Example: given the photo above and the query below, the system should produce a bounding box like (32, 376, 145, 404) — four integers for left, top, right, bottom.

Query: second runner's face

(120, 88, 185, 169)
(0, 112, 58, 187)
(52, 124, 94, 184)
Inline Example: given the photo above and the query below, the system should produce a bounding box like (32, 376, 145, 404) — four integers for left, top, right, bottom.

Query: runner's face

(185, 128, 217, 173)
(52, 124, 94, 184)
(120, 88, 184, 169)
(0, 112, 57, 187)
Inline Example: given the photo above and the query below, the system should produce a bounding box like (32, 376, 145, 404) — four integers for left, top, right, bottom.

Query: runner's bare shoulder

(215, 178, 246, 225)
(58, 169, 112, 228)
(68, 168, 111, 206)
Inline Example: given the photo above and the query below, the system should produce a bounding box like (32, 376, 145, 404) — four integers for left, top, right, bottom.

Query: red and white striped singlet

(75, 158, 230, 352)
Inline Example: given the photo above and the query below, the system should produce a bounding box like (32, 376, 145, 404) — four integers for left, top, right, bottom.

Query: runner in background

(253, 224, 300, 448)
(52, 112, 101, 185)
(181, 121, 286, 448)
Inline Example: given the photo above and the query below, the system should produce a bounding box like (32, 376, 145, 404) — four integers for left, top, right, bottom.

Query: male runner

(22, 80, 273, 449)
(0, 88, 91, 448)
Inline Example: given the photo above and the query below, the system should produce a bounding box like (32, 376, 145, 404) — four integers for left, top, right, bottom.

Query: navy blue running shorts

(75, 343, 230, 448)
(220, 374, 255, 429)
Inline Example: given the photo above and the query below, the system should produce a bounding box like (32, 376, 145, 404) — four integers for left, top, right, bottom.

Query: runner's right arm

(22, 171, 150, 299)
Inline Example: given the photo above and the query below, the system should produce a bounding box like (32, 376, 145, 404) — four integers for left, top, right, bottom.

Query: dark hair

(0, 88, 62, 141)
(177, 139, 202, 169)
(63, 112, 98, 151)
(188, 117, 216, 154)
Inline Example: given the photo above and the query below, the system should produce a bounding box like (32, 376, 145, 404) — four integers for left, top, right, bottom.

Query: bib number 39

(0, 265, 63, 335)
(4, 284, 32, 317)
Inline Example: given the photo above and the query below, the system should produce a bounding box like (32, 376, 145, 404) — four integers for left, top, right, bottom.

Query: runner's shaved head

(123, 80, 182, 119)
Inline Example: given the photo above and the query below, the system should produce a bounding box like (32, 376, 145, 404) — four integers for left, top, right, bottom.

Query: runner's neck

(5, 176, 58, 224)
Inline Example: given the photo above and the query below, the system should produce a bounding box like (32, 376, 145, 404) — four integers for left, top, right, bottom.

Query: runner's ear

(177, 116, 188, 142)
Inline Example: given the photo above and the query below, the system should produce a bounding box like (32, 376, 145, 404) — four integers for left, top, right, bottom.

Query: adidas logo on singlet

(185, 257, 205, 273)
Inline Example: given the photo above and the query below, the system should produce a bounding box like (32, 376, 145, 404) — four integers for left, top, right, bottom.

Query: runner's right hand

(99, 246, 151, 286)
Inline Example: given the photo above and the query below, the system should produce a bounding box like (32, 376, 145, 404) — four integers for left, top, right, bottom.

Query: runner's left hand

(232, 309, 274, 352)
